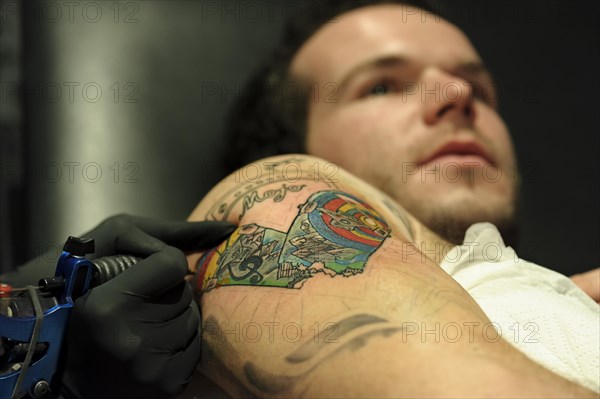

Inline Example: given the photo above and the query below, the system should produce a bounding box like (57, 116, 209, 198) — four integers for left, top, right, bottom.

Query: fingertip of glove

(169, 222, 235, 254)
(207, 220, 237, 231)
(191, 221, 237, 242)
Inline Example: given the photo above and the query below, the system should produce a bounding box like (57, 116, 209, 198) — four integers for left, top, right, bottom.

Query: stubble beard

(389, 180, 520, 247)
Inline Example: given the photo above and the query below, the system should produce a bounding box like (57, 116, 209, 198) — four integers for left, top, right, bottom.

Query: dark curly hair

(222, 0, 441, 173)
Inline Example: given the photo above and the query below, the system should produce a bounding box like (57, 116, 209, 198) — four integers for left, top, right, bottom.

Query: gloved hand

(54, 214, 236, 399)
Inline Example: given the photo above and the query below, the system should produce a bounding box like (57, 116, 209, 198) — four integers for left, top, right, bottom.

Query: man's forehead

(290, 4, 482, 82)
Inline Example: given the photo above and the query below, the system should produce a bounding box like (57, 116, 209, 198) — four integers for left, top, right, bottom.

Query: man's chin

(427, 211, 518, 247)
(406, 194, 519, 246)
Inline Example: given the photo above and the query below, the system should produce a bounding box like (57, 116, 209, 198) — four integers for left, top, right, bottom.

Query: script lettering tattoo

(196, 191, 390, 292)
(202, 313, 403, 397)
(205, 157, 339, 222)
(242, 328, 403, 395)
(243, 314, 402, 395)
(285, 314, 387, 363)
(240, 184, 306, 220)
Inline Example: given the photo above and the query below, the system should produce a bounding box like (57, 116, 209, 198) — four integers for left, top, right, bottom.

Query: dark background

(1, 0, 598, 276)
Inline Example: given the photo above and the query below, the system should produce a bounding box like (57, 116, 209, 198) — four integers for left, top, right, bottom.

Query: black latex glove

(53, 214, 236, 399)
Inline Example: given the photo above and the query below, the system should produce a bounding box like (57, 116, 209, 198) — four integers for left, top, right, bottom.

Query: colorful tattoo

(196, 191, 390, 292)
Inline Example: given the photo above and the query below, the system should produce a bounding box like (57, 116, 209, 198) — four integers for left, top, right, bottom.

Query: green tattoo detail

(197, 190, 390, 291)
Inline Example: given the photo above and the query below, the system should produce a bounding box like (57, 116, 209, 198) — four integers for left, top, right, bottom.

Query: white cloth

(441, 222, 600, 393)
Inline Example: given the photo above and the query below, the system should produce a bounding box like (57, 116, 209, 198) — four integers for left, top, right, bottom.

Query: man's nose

(421, 68, 476, 127)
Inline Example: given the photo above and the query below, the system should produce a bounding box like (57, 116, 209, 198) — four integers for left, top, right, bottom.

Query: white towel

(441, 222, 600, 392)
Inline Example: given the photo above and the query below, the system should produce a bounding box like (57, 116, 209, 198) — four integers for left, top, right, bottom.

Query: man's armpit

(196, 190, 391, 293)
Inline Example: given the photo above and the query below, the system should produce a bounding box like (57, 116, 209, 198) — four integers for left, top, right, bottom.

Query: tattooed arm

(187, 155, 596, 398)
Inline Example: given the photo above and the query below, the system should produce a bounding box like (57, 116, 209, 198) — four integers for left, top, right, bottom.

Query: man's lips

(419, 141, 493, 167)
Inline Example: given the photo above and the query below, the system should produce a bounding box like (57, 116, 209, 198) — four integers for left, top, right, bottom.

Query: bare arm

(187, 155, 597, 398)
(571, 268, 600, 303)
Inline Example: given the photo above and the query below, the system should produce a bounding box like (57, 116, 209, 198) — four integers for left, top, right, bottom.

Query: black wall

(441, 0, 599, 273)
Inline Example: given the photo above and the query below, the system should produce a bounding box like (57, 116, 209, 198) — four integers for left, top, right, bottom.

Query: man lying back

(186, 155, 598, 398)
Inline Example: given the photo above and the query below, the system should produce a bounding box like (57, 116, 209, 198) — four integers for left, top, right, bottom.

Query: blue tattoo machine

(0, 237, 140, 399)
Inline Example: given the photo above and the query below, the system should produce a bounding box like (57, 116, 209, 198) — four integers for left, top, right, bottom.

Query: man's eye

(368, 83, 391, 96)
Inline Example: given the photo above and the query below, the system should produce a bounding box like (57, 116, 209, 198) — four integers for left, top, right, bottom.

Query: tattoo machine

(0, 236, 140, 399)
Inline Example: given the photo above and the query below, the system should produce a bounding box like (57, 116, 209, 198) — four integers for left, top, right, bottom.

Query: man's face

(290, 4, 518, 243)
